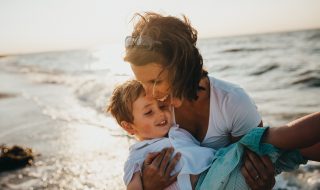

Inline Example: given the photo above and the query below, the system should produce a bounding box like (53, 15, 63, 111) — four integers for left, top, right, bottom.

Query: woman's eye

(159, 105, 166, 109)
(150, 80, 156, 84)
(159, 103, 169, 110)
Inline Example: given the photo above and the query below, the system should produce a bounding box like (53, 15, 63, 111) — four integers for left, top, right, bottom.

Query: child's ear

(120, 121, 135, 135)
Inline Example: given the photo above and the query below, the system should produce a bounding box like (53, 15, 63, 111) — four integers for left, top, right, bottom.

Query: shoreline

(0, 70, 128, 189)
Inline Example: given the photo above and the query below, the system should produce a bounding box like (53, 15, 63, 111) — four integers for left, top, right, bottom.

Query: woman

(124, 12, 275, 190)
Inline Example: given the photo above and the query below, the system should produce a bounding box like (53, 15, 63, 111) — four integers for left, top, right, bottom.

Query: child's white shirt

(123, 124, 215, 190)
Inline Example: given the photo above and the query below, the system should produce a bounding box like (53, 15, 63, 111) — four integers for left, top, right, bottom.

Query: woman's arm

(141, 148, 181, 190)
(127, 172, 143, 190)
(299, 142, 320, 161)
(263, 112, 320, 151)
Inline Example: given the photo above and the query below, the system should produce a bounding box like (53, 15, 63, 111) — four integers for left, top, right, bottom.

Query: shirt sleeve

(123, 159, 142, 185)
(225, 87, 262, 137)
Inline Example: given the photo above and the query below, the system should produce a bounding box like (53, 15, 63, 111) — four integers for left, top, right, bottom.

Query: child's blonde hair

(106, 80, 145, 125)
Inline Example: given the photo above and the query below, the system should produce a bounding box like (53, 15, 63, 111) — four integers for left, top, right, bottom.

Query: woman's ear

(120, 121, 135, 135)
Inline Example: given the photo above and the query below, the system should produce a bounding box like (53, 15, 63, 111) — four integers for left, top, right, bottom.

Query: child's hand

(141, 147, 181, 190)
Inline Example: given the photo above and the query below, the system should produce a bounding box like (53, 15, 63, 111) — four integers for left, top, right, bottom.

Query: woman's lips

(157, 94, 169, 102)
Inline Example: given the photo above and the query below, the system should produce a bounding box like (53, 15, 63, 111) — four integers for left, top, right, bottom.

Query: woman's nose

(142, 84, 154, 98)
(156, 108, 165, 117)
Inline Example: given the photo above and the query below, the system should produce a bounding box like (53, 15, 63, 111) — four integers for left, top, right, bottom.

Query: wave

(221, 48, 266, 53)
(73, 76, 130, 113)
(307, 31, 320, 41)
(292, 76, 320, 87)
(250, 64, 279, 75)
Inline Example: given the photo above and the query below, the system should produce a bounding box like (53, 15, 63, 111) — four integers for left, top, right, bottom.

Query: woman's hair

(124, 12, 207, 101)
(106, 80, 145, 125)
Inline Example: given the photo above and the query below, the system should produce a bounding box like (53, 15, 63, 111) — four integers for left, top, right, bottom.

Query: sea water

(0, 29, 319, 189)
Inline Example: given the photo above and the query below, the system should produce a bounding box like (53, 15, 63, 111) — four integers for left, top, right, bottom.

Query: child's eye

(144, 110, 153, 115)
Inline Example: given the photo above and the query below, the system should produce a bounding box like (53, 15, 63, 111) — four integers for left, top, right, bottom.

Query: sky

(0, 0, 320, 55)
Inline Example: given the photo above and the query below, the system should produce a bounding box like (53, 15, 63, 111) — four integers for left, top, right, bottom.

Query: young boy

(107, 80, 320, 190)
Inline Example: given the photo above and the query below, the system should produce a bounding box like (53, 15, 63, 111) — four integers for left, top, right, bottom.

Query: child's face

(130, 94, 173, 140)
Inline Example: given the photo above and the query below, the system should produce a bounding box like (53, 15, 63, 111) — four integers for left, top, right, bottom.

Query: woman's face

(130, 63, 170, 101)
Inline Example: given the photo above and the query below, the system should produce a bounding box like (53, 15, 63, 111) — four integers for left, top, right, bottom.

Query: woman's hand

(241, 149, 275, 190)
(141, 147, 181, 190)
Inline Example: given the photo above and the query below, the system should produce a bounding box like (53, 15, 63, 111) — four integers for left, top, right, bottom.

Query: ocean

(0, 29, 319, 189)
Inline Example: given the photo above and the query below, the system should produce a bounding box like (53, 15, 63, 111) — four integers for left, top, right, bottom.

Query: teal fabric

(196, 127, 307, 190)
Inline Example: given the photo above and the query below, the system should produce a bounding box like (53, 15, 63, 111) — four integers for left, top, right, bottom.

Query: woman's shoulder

(208, 76, 251, 104)
(208, 76, 243, 94)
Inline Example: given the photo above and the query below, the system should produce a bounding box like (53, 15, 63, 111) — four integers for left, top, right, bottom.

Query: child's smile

(130, 95, 173, 140)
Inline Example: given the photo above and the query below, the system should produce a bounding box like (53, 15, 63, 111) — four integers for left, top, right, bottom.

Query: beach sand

(0, 70, 129, 189)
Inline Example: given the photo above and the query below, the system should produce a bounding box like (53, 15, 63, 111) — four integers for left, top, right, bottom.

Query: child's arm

(127, 172, 143, 190)
(263, 112, 320, 160)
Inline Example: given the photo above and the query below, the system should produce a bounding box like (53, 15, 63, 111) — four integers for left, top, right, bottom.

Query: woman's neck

(175, 77, 210, 141)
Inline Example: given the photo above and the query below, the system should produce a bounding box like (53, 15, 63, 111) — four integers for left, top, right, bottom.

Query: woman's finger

(260, 156, 276, 188)
(168, 169, 179, 185)
(143, 152, 160, 166)
(247, 151, 273, 183)
(260, 155, 275, 176)
(151, 148, 167, 168)
(159, 147, 173, 175)
(241, 164, 259, 190)
(165, 152, 181, 178)
(244, 149, 275, 189)
(243, 149, 260, 179)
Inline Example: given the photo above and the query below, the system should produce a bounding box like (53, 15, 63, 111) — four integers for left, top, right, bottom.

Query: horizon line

(1, 27, 319, 57)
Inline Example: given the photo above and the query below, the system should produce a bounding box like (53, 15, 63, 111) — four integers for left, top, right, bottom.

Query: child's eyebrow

(143, 103, 152, 109)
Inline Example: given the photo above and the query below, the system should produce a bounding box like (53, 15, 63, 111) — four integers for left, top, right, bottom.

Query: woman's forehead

(130, 63, 164, 81)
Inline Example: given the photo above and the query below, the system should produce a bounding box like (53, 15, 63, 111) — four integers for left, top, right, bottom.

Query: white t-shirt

(201, 76, 261, 149)
(123, 125, 215, 190)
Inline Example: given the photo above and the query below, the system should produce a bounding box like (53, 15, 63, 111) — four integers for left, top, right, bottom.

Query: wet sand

(0, 71, 129, 189)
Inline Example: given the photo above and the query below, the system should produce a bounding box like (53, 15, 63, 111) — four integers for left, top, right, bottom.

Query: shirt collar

(129, 138, 165, 151)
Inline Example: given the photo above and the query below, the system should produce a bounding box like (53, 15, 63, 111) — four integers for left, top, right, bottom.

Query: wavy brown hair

(124, 12, 207, 101)
(106, 80, 145, 125)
